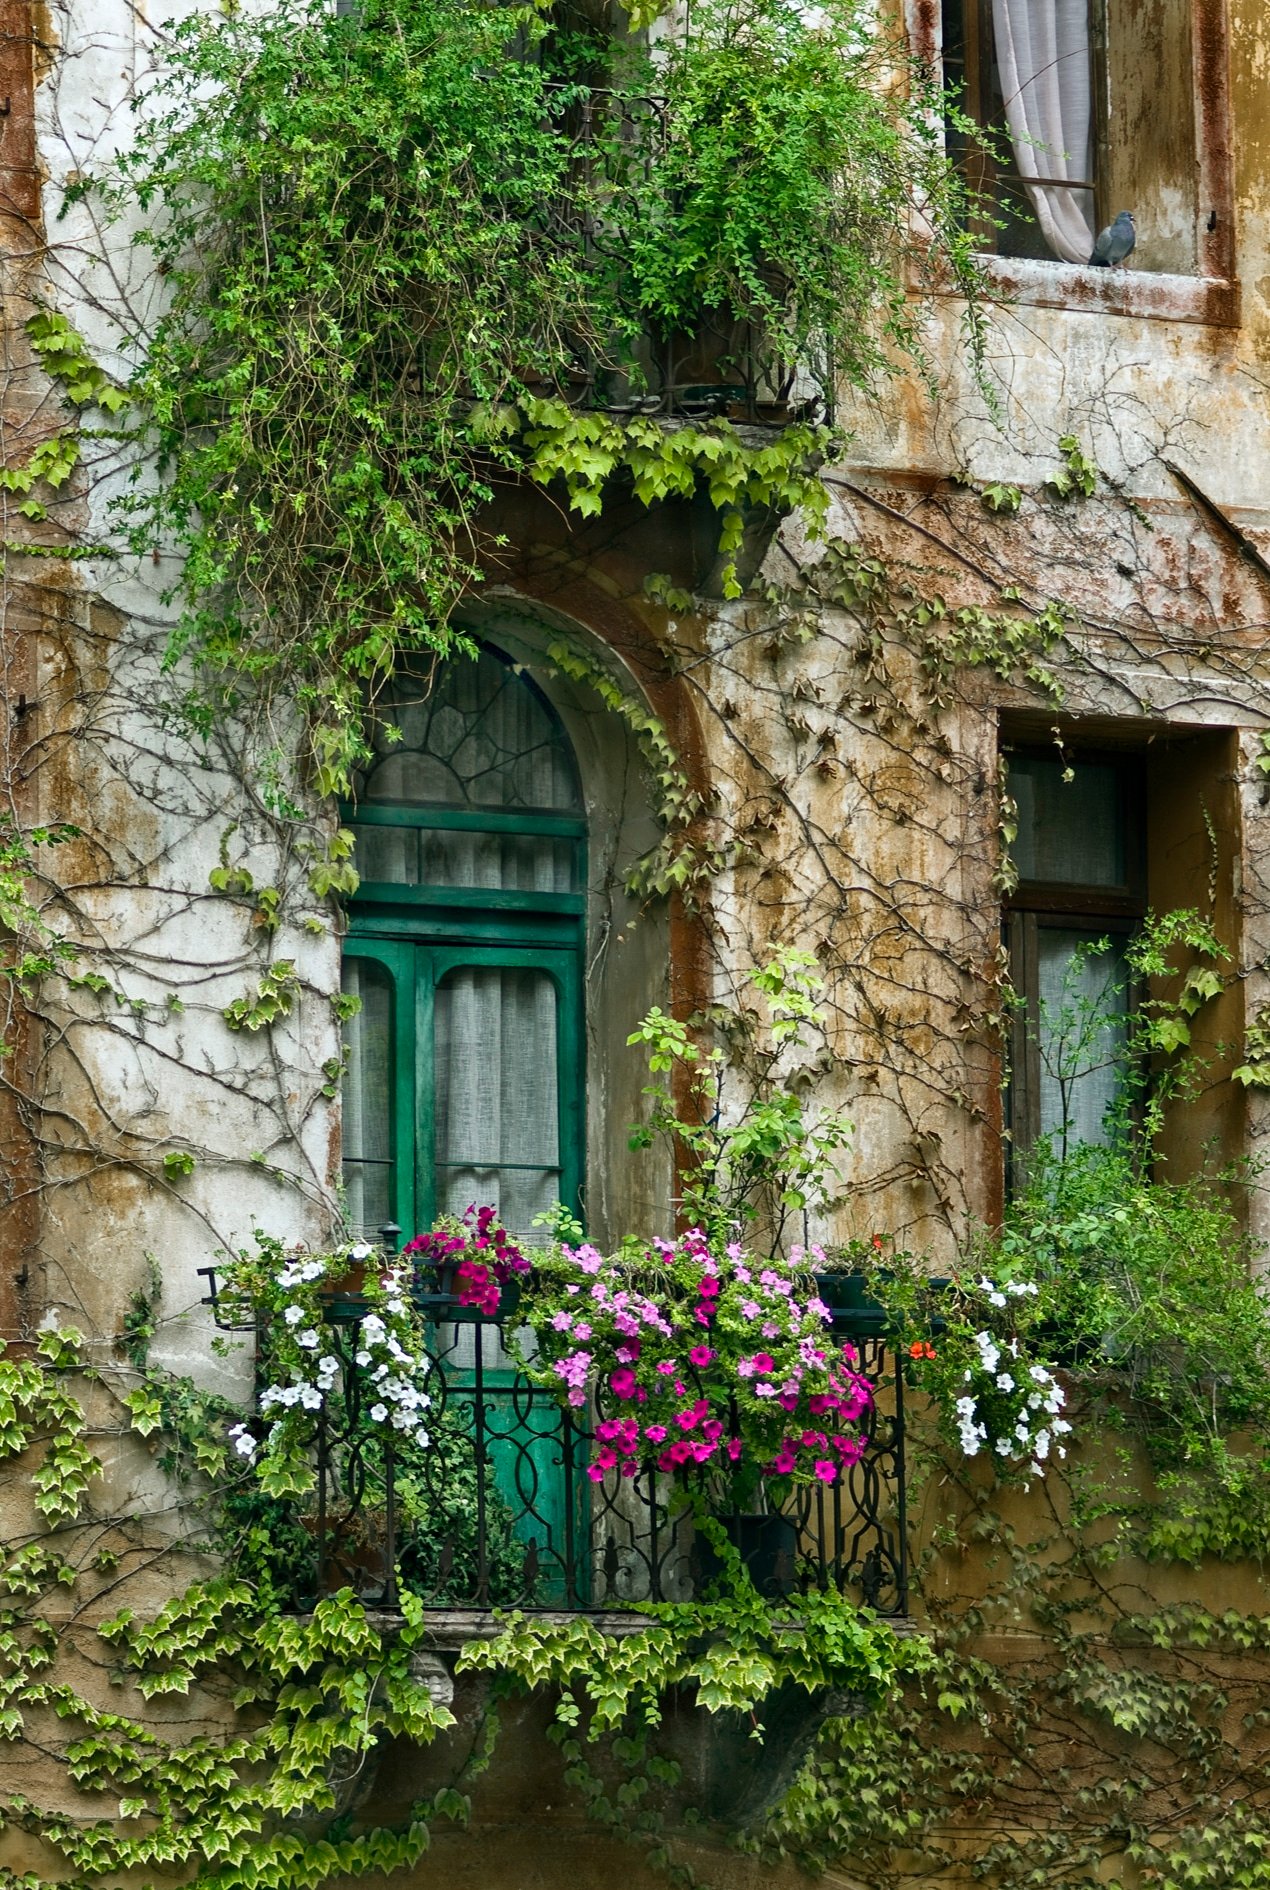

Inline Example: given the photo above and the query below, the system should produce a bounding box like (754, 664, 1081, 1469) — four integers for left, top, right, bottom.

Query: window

(340, 645, 586, 1245)
(1004, 748, 1146, 1168)
(1002, 724, 1245, 1194)
(935, 0, 1234, 291)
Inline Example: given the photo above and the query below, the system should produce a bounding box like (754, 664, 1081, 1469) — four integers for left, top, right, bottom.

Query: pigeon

(1088, 211, 1136, 268)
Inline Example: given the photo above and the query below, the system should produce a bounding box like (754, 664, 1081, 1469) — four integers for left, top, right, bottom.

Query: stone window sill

(969, 254, 1239, 327)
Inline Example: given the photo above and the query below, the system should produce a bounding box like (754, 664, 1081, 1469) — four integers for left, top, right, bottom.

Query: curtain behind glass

(341, 959, 394, 1235)
(354, 647, 583, 891)
(434, 967, 560, 1245)
(1010, 756, 1124, 887)
(1035, 929, 1130, 1154)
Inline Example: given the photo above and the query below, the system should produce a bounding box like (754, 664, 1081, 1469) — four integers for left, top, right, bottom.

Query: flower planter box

(409, 1261, 522, 1321)
(813, 1271, 950, 1339)
(318, 1262, 369, 1325)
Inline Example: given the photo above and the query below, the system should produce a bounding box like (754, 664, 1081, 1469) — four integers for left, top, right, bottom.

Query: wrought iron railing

(205, 1285, 903, 1625)
(202, 1266, 907, 1618)
(512, 83, 826, 427)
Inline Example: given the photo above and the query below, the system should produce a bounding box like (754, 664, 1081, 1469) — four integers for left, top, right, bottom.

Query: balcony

(204, 1268, 907, 1621)
(512, 87, 823, 429)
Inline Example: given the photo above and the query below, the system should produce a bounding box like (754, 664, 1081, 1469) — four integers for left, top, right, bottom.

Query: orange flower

(908, 1340, 937, 1360)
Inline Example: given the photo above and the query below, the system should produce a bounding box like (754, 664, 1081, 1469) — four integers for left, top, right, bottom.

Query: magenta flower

(610, 1366, 638, 1399)
(689, 1344, 713, 1368)
(813, 1458, 839, 1483)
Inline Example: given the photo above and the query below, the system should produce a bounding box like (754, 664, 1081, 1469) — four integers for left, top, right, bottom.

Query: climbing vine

(62, 0, 989, 807)
(2, 0, 1270, 1884)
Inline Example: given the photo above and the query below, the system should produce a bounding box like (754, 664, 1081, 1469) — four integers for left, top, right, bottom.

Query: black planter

(812, 1271, 888, 1336)
(698, 1512, 798, 1599)
(812, 1271, 950, 1339)
(410, 1259, 522, 1321)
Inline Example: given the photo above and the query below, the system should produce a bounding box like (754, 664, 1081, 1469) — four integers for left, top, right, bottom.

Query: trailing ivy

(76, 0, 987, 804)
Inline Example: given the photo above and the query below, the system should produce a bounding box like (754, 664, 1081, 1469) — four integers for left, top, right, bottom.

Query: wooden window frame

(1003, 746, 1147, 1175)
(909, 0, 1237, 326)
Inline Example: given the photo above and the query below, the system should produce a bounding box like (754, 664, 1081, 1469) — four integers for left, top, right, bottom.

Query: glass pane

(351, 824, 578, 893)
(434, 966, 560, 1246)
(1010, 755, 1125, 887)
(360, 647, 582, 814)
(341, 958, 394, 1236)
(1035, 929, 1130, 1153)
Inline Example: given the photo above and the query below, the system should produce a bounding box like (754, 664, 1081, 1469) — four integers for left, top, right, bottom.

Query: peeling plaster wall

(7, 0, 342, 1385)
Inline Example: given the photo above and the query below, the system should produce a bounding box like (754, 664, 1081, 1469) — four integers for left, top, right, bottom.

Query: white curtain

(991, 0, 1097, 264)
(342, 959, 394, 1235)
(435, 967, 560, 1244)
(1036, 931, 1129, 1155)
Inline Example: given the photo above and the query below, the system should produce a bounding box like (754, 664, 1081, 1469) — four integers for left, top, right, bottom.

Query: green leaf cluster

(83, 0, 987, 806)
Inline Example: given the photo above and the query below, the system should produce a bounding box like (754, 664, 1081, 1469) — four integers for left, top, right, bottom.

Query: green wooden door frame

(342, 928, 585, 1242)
(342, 908, 589, 1606)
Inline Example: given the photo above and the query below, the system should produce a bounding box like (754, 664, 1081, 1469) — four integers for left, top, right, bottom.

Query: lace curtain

(342, 958, 394, 1235)
(991, 0, 1097, 264)
(1035, 930, 1129, 1152)
(435, 967, 560, 1244)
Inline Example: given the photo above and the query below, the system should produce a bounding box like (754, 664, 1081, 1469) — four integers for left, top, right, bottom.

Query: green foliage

(462, 1575, 909, 1735)
(999, 1139, 1270, 1545)
(0, 818, 81, 1023)
(223, 961, 299, 1033)
(589, 0, 986, 398)
(25, 309, 131, 413)
(802, 537, 1070, 709)
(1234, 1003, 1270, 1088)
(1047, 433, 1099, 499)
(80, 0, 987, 806)
(628, 948, 852, 1248)
(981, 480, 1022, 515)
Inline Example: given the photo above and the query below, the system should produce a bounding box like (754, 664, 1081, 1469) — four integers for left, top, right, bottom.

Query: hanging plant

(78, 0, 988, 807)
(514, 1229, 874, 1501)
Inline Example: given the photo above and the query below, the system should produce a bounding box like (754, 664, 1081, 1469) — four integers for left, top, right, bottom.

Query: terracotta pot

(318, 1261, 368, 1323)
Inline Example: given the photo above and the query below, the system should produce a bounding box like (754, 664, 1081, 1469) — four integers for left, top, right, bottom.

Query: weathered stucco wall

(0, 2, 1267, 1887)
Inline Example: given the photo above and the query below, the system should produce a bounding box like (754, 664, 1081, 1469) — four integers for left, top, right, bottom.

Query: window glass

(1010, 754, 1125, 887)
(341, 957, 395, 1234)
(1034, 927, 1130, 1153)
(360, 648, 582, 813)
(941, 0, 1200, 274)
(355, 825, 578, 892)
(434, 966, 561, 1245)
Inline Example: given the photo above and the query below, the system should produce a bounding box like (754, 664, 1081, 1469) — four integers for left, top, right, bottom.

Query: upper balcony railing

(204, 1255, 906, 1617)
(510, 85, 825, 429)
